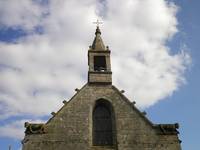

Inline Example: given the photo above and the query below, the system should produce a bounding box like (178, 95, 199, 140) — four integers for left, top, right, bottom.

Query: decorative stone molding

(24, 122, 46, 135)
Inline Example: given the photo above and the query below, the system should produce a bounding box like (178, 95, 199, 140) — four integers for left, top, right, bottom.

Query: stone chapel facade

(22, 26, 181, 150)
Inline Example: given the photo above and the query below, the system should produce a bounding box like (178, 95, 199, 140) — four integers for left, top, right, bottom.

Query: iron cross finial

(93, 19, 103, 27)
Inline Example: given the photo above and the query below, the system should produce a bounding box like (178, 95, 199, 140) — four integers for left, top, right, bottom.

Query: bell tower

(88, 26, 112, 84)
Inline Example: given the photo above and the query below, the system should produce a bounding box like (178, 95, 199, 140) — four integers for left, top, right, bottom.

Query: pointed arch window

(93, 100, 114, 146)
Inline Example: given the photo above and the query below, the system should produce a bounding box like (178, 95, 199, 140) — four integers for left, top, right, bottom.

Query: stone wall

(22, 84, 181, 150)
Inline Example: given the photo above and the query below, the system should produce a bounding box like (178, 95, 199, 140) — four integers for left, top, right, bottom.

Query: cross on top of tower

(93, 19, 103, 35)
(93, 19, 103, 27)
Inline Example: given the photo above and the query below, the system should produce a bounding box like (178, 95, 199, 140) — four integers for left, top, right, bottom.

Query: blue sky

(0, 0, 199, 149)
(147, 0, 200, 149)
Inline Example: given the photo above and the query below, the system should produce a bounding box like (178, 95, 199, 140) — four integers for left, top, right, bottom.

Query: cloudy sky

(0, 0, 199, 149)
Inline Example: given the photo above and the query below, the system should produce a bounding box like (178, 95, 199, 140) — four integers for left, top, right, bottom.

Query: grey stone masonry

(22, 84, 181, 150)
(88, 26, 112, 84)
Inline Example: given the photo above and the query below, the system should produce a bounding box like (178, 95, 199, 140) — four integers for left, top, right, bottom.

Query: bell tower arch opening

(94, 56, 107, 71)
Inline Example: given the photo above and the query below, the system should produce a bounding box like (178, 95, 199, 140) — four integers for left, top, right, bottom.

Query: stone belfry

(88, 26, 112, 84)
(22, 26, 181, 150)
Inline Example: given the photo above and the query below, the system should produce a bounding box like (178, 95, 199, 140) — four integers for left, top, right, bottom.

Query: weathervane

(93, 19, 103, 27)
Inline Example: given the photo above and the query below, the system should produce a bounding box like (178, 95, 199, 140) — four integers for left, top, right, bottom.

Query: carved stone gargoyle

(24, 122, 46, 135)
(159, 123, 179, 135)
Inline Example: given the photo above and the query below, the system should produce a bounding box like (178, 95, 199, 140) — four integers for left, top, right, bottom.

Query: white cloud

(0, 0, 48, 30)
(0, 0, 190, 120)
